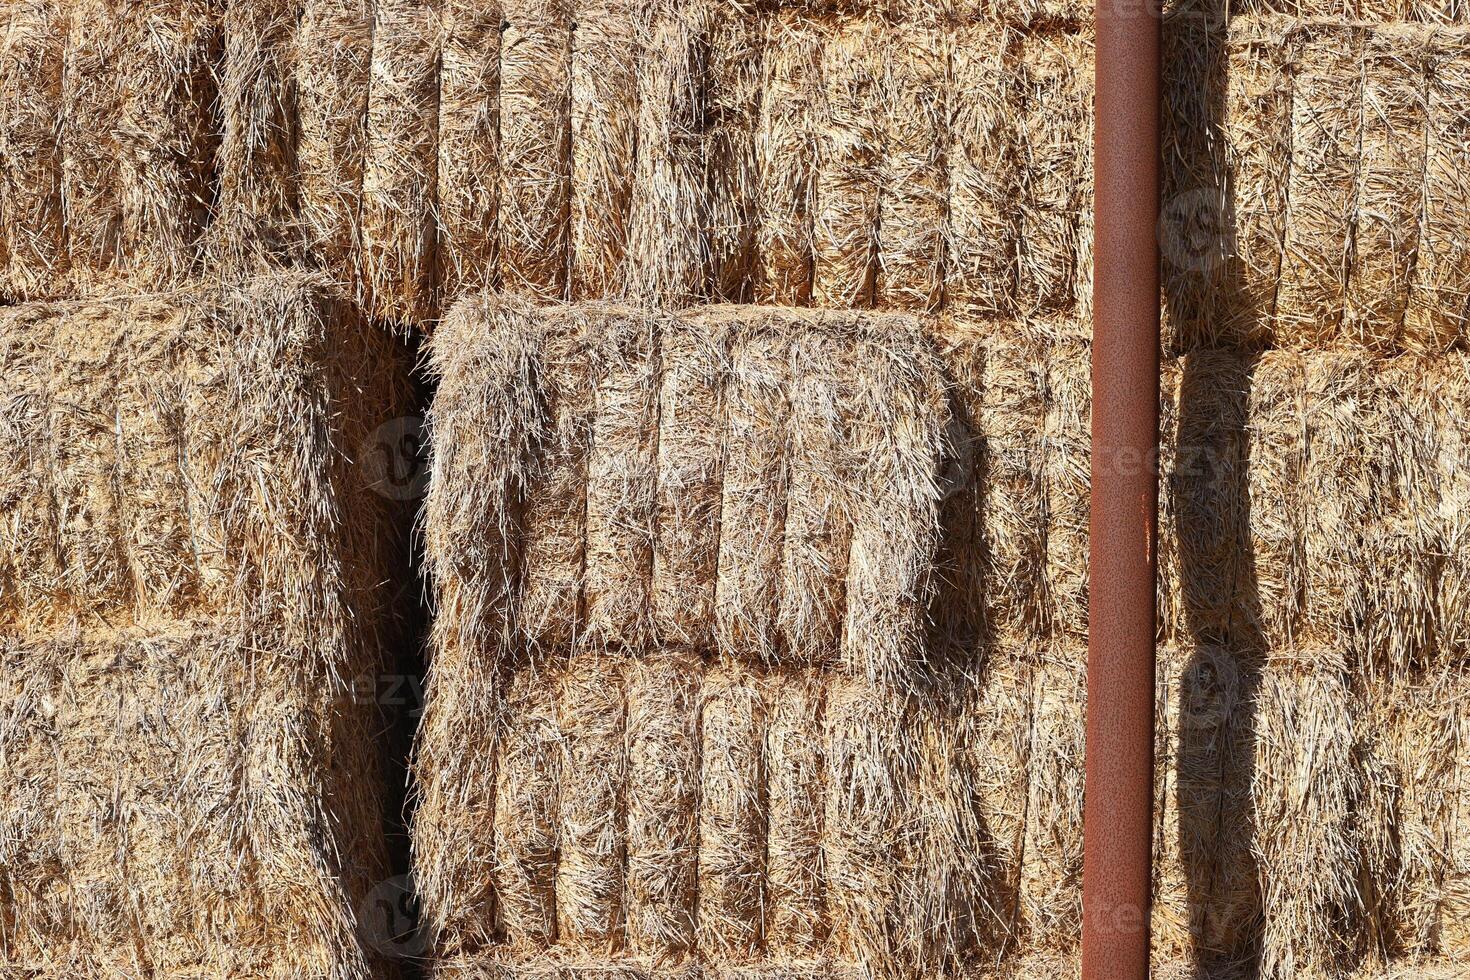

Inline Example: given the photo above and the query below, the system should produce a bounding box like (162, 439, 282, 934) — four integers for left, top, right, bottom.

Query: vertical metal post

(1082, 0, 1161, 975)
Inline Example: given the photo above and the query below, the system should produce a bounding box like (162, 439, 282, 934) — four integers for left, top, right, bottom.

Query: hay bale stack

(812, 14, 883, 308)
(0, 276, 411, 977)
(437, 0, 500, 304)
(569, 0, 638, 300)
(298, 0, 372, 295)
(946, 22, 1019, 318)
(755, 9, 821, 306)
(361, 0, 442, 323)
(0, 0, 67, 300)
(417, 298, 981, 979)
(627, 0, 710, 304)
(499, 0, 572, 300)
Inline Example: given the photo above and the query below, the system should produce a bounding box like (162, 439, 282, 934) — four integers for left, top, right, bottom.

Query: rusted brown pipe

(1081, 0, 1161, 976)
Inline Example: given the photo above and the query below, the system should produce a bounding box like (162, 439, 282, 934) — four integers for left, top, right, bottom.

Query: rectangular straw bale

(437, 0, 500, 304)
(823, 675, 916, 980)
(755, 9, 820, 306)
(569, 0, 637, 299)
(981, 322, 1048, 641)
(840, 317, 949, 685)
(625, 651, 702, 959)
(779, 328, 853, 669)
(211, 0, 300, 272)
(1241, 351, 1305, 650)
(1346, 29, 1426, 351)
(1252, 663, 1364, 980)
(876, 20, 949, 313)
(115, 0, 219, 291)
(946, 23, 1018, 318)
(583, 309, 660, 651)
(115, 302, 200, 615)
(812, 14, 883, 309)
(698, 661, 767, 962)
(627, 0, 709, 304)
(765, 669, 826, 956)
(1274, 25, 1363, 349)
(496, 664, 564, 948)
(361, 0, 441, 323)
(1219, 17, 1295, 350)
(1404, 31, 1470, 354)
(1015, 30, 1092, 317)
(500, 0, 572, 300)
(519, 311, 595, 655)
(0, 311, 59, 620)
(1160, 12, 1227, 352)
(297, 0, 371, 290)
(652, 315, 729, 648)
(1044, 338, 1090, 643)
(1298, 353, 1373, 666)
(1019, 651, 1085, 950)
(715, 319, 792, 664)
(58, 0, 125, 284)
(557, 654, 628, 946)
(927, 318, 985, 655)
(705, 2, 762, 303)
(1160, 350, 1248, 645)
(0, 1, 65, 300)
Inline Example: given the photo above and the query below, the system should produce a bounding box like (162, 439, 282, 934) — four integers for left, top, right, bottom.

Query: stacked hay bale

(1156, 4, 1470, 977)
(0, 275, 413, 977)
(416, 299, 1014, 979)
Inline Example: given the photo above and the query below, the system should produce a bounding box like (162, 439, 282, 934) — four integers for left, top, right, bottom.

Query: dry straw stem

(211, 0, 300, 273)
(500, 0, 572, 300)
(812, 14, 883, 309)
(779, 328, 854, 669)
(624, 650, 702, 960)
(1252, 662, 1365, 980)
(0, 0, 67, 300)
(1404, 29, 1470, 354)
(1347, 28, 1426, 351)
(652, 315, 730, 648)
(582, 309, 661, 651)
(362, 0, 442, 323)
(755, 8, 821, 306)
(946, 22, 1019, 319)
(570, 0, 638, 299)
(437, 0, 501, 304)
(1275, 24, 1364, 349)
(298, 0, 372, 291)
(627, 0, 710, 304)
(1220, 16, 1296, 350)
(1015, 29, 1092, 317)
(698, 661, 768, 962)
(706, 0, 763, 303)
(557, 654, 629, 948)
(764, 669, 826, 956)
(876, 19, 950, 313)
(714, 316, 793, 665)
(1043, 338, 1090, 643)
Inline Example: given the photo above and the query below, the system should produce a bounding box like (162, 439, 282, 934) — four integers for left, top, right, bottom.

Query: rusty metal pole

(1082, 0, 1161, 974)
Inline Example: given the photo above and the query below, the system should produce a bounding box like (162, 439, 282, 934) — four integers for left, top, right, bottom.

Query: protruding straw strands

(437, 0, 500, 302)
(755, 9, 820, 305)
(706, 3, 763, 303)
